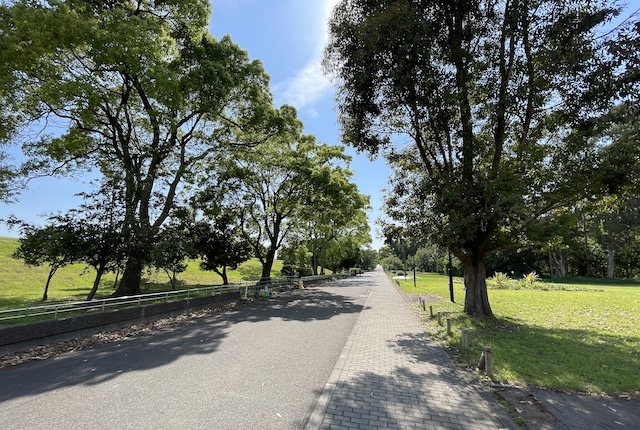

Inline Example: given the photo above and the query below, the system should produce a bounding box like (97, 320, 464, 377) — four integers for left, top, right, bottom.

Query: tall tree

(56, 181, 126, 300)
(295, 164, 370, 275)
(325, 0, 636, 317)
(201, 118, 358, 281)
(0, 0, 281, 296)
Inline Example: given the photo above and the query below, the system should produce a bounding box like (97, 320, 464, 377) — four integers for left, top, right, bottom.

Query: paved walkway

(306, 268, 516, 430)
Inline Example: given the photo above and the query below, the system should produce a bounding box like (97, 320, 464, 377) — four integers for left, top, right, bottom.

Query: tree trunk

(221, 266, 228, 285)
(86, 266, 105, 301)
(113, 259, 143, 296)
(42, 266, 58, 301)
(261, 247, 277, 282)
(549, 251, 567, 278)
(212, 266, 229, 285)
(461, 257, 493, 318)
(112, 267, 120, 289)
(311, 254, 319, 275)
(607, 249, 615, 278)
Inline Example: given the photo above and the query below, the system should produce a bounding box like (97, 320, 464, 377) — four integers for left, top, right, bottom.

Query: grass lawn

(0, 237, 282, 311)
(394, 273, 640, 394)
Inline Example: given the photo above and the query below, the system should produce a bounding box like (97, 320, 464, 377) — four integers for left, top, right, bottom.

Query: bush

(521, 271, 540, 289)
(488, 272, 511, 289)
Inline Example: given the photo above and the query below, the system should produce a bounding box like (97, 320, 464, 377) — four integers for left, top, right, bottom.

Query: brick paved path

(306, 268, 516, 430)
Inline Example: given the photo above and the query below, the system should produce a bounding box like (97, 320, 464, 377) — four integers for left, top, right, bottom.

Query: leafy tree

(0, 0, 281, 296)
(379, 256, 403, 272)
(190, 212, 252, 285)
(280, 243, 313, 277)
(66, 179, 126, 300)
(296, 167, 370, 275)
(359, 248, 379, 271)
(151, 222, 191, 289)
(325, 0, 636, 317)
(201, 120, 358, 281)
(9, 220, 78, 301)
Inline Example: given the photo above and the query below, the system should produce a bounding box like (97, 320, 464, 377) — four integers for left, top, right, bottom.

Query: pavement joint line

(306, 270, 518, 430)
(304, 284, 375, 430)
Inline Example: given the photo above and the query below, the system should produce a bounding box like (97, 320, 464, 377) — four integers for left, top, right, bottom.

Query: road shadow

(0, 280, 369, 404)
(319, 364, 512, 429)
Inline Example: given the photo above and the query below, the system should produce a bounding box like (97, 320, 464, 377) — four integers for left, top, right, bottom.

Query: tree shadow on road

(0, 283, 368, 403)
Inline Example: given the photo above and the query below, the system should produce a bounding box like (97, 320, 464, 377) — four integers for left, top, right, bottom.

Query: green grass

(0, 237, 283, 311)
(396, 273, 640, 394)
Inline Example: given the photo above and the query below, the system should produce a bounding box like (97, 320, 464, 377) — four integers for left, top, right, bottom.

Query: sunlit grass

(0, 237, 283, 311)
(395, 272, 640, 394)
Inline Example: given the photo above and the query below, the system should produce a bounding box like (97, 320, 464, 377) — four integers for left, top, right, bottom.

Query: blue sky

(0, 0, 391, 248)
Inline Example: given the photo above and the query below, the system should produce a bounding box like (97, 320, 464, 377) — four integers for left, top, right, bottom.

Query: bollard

(461, 328, 469, 349)
(437, 312, 442, 326)
(429, 305, 433, 318)
(298, 278, 304, 289)
(477, 345, 494, 378)
(446, 318, 452, 336)
(484, 346, 494, 378)
(422, 300, 426, 311)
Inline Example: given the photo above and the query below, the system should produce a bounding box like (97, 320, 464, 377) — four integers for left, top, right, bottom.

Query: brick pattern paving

(312, 270, 514, 430)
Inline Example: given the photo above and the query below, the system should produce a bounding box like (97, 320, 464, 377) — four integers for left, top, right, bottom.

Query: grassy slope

(395, 273, 640, 394)
(0, 237, 282, 310)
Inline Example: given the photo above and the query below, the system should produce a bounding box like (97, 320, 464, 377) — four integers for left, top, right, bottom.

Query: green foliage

(487, 272, 512, 290)
(396, 274, 640, 393)
(521, 271, 540, 288)
(359, 248, 379, 271)
(379, 256, 403, 271)
(326, 0, 636, 317)
(199, 124, 369, 280)
(0, 0, 278, 295)
(280, 243, 312, 277)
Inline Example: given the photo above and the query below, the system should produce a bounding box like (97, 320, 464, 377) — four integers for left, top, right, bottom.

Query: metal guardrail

(0, 273, 349, 324)
(0, 284, 246, 323)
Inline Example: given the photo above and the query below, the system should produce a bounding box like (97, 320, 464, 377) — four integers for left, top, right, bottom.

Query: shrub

(488, 272, 511, 289)
(521, 271, 540, 289)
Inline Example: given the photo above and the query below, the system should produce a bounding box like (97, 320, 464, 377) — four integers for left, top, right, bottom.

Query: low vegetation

(396, 273, 640, 394)
(0, 237, 283, 311)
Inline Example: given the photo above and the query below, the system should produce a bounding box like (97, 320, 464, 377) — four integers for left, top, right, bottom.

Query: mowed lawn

(395, 273, 640, 394)
(0, 237, 282, 311)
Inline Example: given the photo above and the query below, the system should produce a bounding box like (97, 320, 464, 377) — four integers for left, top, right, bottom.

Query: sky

(0, 0, 392, 248)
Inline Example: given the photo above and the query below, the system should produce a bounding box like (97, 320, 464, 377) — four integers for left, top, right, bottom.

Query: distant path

(307, 267, 516, 430)
(0, 278, 372, 429)
(0, 270, 516, 430)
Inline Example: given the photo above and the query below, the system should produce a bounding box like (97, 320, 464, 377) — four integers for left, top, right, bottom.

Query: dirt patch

(404, 293, 444, 302)
(492, 386, 559, 429)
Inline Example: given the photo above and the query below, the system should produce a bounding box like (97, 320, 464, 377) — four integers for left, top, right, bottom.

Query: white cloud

(275, 62, 331, 112)
(274, 0, 340, 111)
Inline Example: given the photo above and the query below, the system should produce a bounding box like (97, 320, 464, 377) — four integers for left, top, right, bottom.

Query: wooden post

(422, 300, 426, 311)
(429, 305, 433, 318)
(484, 346, 494, 378)
(446, 318, 452, 336)
(477, 346, 493, 378)
(461, 328, 469, 349)
(437, 312, 442, 325)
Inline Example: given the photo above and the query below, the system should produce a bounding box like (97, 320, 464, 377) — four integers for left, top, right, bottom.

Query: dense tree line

(0, 1, 372, 300)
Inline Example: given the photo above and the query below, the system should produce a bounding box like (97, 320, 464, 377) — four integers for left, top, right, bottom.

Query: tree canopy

(325, 0, 638, 317)
(0, 0, 285, 295)
(199, 113, 366, 281)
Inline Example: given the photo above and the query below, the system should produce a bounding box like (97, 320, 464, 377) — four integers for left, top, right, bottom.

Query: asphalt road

(0, 277, 373, 430)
